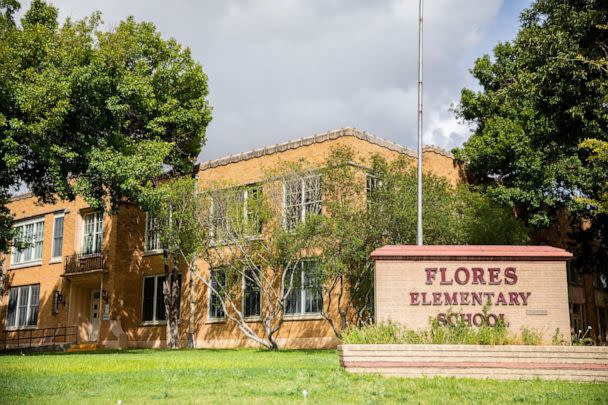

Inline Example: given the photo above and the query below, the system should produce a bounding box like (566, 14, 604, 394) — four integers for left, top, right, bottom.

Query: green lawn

(0, 349, 606, 404)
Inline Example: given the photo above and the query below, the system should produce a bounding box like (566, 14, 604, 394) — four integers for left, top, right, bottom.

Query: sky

(19, 0, 532, 163)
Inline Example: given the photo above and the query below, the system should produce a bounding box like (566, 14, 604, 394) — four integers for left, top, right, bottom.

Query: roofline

(370, 245, 572, 261)
(8, 192, 34, 202)
(198, 127, 452, 171)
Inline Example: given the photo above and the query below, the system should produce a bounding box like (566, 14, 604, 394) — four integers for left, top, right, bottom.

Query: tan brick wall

(375, 260, 571, 343)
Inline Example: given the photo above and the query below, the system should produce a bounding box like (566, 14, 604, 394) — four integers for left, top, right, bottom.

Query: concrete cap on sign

(370, 245, 573, 261)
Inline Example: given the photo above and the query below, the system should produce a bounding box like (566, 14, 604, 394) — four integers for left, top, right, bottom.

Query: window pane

(142, 277, 155, 322)
(28, 285, 39, 326)
(53, 216, 64, 258)
(155, 276, 167, 321)
(84, 213, 103, 254)
(33, 222, 44, 260)
(7, 288, 17, 327)
(17, 286, 29, 326)
(304, 176, 322, 217)
(244, 267, 261, 317)
(145, 214, 161, 251)
(245, 187, 263, 235)
(284, 179, 303, 230)
(209, 270, 225, 319)
(303, 261, 322, 314)
(284, 265, 302, 315)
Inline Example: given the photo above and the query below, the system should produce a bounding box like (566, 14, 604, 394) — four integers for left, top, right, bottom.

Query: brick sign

(371, 246, 572, 343)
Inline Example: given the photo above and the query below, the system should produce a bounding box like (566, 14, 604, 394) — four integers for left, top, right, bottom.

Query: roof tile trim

(199, 127, 453, 170)
(371, 245, 572, 260)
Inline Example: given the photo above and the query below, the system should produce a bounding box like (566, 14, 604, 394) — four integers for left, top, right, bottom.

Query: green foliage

(453, 0, 608, 270)
(315, 147, 529, 336)
(0, 1, 212, 252)
(571, 325, 595, 346)
(146, 177, 209, 263)
(579, 138, 608, 214)
(342, 320, 544, 346)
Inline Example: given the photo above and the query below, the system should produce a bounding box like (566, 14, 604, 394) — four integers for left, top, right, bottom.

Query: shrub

(342, 319, 545, 346)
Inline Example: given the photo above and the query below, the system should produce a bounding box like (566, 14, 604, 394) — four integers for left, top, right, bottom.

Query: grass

(0, 349, 606, 404)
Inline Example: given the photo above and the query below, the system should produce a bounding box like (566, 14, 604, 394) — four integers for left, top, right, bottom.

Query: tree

(195, 165, 321, 350)
(315, 146, 529, 338)
(453, 0, 607, 272)
(0, 1, 212, 253)
(145, 177, 209, 349)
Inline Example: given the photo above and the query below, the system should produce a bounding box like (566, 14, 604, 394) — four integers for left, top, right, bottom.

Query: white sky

(19, 0, 532, 162)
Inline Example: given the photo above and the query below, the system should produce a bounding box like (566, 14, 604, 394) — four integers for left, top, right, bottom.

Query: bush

(342, 319, 544, 346)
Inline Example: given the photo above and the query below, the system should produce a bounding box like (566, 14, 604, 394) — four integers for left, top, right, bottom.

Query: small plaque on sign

(103, 304, 110, 320)
(526, 309, 548, 316)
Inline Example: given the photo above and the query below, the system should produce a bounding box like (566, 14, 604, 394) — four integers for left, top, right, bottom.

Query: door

(89, 290, 101, 341)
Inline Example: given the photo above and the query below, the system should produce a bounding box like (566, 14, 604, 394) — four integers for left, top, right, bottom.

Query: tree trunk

(162, 249, 180, 349)
(188, 271, 195, 348)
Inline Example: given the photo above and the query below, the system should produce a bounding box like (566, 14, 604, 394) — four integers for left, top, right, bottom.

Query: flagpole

(416, 0, 424, 246)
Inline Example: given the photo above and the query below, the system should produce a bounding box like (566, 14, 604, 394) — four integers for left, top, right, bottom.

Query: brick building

(0, 128, 459, 349)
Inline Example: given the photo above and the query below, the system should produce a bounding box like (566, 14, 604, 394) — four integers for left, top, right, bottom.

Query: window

(209, 269, 226, 320)
(51, 214, 64, 260)
(144, 213, 161, 252)
(6, 284, 40, 328)
(284, 174, 322, 230)
(11, 218, 45, 266)
(83, 212, 103, 255)
(284, 260, 322, 316)
(243, 267, 261, 318)
(211, 185, 263, 241)
(142, 274, 181, 323)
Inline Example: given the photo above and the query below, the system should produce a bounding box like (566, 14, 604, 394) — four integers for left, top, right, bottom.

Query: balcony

(64, 252, 107, 276)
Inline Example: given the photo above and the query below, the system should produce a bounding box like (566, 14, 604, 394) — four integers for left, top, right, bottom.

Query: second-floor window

(211, 185, 263, 242)
(6, 284, 40, 328)
(145, 213, 161, 252)
(284, 174, 322, 230)
(11, 218, 45, 266)
(284, 260, 322, 316)
(51, 213, 64, 260)
(83, 212, 103, 255)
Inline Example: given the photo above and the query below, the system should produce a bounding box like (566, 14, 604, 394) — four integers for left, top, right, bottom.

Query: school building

(0, 127, 605, 349)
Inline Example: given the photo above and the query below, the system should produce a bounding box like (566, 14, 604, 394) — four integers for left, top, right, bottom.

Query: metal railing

(0, 325, 77, 351)
(64, 252, 106, 275)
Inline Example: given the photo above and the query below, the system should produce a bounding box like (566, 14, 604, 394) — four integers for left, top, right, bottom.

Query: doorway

(89, 290, 101, 341)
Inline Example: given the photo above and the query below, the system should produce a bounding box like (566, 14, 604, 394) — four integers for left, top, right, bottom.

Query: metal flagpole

(416, 0, 424, 246)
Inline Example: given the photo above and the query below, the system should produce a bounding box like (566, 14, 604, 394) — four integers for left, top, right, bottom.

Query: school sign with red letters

(371, 245, 572, 342)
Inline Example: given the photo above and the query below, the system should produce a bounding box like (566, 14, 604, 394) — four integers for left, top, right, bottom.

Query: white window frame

(11, 217, 45, 269)
(242, 266, 262, 320)
(144, 213, 162, 253)
(82, 212, 103, 256)
(50, 212, 64, 263)
(282, 174, 322, 230)
(5, 284, 40, 330)
(283, 260, 323, 318)
(208, 269, 226, 322)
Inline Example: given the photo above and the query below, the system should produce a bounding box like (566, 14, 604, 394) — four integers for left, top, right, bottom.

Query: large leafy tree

(453, 0, 608, 271)
(316, 146, 529, 337)
(0, 1, 212, 253)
